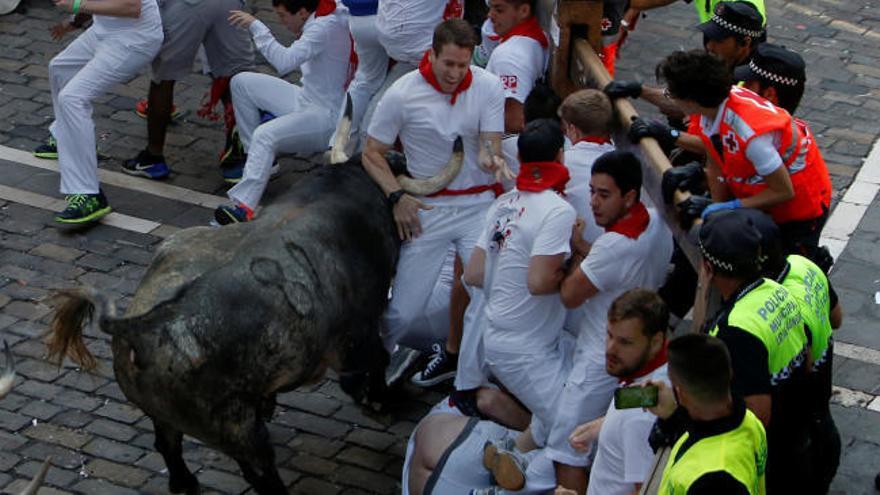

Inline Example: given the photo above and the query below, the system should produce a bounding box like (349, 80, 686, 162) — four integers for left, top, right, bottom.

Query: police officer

(699, 209, 812, 493)
(647, 333, 767, 494)
(742, 208, 843, 494)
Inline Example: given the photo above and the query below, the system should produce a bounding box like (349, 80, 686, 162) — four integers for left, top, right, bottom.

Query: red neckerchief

(605, 201, 649, 239)
(315, 0, 336, 16)
(419, 50, 473, 105)
(620, 340, 668, 386)
(516, 161, 570, 194)
(576, 135, 612, 146)
(443, 0, 463, 20)
(499, 16, 548, 48)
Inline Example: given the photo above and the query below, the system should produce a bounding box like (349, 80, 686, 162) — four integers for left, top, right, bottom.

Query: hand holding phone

(614, 384, 659, 409)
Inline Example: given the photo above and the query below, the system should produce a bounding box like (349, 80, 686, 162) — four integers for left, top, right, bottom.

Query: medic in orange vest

(657, 50, 830, 259)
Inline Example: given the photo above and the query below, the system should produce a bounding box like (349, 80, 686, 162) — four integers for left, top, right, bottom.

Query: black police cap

(697, 1, 765, 41)
(733, 43, 806, 87)
(698, 209, 763, 272)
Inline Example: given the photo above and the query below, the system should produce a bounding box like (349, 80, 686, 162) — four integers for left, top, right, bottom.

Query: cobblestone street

(0, 0, 879, 493)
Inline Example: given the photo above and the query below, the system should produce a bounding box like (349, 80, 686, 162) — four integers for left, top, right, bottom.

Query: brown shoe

(482, 441, 527, 491)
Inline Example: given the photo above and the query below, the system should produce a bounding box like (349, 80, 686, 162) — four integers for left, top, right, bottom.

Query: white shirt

(587, 364, 671, 495)
(485, 34, 548, 104)
(477, 189, 575, 354)
(563, 140, 616, 244)
(249, 9, 351, 113)
(91, 0, 162, 41)
(699, 98, 783, 176)
(376, 0, 447, 65)
(578, 208, 673, 363)
(368, 67, 506, 206)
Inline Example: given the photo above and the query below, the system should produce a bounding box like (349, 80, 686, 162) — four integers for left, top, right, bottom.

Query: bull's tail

(46, 288, 117, 371)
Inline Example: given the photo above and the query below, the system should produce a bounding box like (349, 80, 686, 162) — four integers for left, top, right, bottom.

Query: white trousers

(330, 14, 389, 154)
(383, 203, 488, 352)
(228, 72, 335, 209)
(50, 28, 159, 194)
(545, 349, 618, 467)
(454, 283, 489, 391)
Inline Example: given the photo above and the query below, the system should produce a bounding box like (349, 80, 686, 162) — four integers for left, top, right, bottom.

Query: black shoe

(385, 346, 421, 387)
(33, 136, 58, 159)
(122, 150, 170, 179)
(220, 126, 245, 168)
(54, 191, 112, 224)
(411, 342, 457, 387)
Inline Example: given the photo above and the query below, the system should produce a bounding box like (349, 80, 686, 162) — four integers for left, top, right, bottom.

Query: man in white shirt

(568, 289, 671, 495)
(484, 0, 549, 182)
(550, 150, 673, 493)
(463, 118, 575, 453)
(362, 19, 507, 353)
(213, 0, 352, 224)
(45, 0, 163, 224)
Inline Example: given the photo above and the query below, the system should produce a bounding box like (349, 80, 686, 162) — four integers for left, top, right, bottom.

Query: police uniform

(658, 401, 767, 495)
(691, 0, 767, 25)
(699, 211, 813, 494)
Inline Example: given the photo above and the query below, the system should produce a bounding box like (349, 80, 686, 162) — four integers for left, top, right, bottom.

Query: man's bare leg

(476, 388, 530, 431)
(146, 80, 175, 156)
(554, 462, 588, 495)
(447, 255, 468, 354)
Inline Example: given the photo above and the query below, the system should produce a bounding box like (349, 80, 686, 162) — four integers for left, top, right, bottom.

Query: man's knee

(56, 88, 89, 114)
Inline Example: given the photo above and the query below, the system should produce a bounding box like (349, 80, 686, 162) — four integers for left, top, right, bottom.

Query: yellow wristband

(72, 0, 81, 14)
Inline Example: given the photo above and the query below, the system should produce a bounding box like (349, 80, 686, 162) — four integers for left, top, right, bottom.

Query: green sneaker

(54, 192, 112, 224)
(34, 136, 58, 159)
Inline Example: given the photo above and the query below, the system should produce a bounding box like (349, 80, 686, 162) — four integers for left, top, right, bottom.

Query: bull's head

(328, 94, 464, 196)
(0, 341, 14, 401)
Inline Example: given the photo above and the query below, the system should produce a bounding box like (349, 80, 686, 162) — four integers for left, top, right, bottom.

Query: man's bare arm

(504, 98, 525, 135)
(527, 253, 567, 295)
(463, 248, 486, 288)
(560, 267, 600, 308)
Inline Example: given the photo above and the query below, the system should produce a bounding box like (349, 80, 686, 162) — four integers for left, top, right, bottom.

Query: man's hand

(479, 147, 515, 183)
(662, 162, 705, 204)
(646, 381, 677, 420)
(629, 117, 679, 150)
(229, 10, 257, 29)
(701, 198, 742, 219)
(570, 219, 591, 257)
(604, 80, 642, 99)
(393, 194, 433, 241)
(50, 20, 77, 40)
(568, 416, 604, 452)
(677, 195, 711, 229)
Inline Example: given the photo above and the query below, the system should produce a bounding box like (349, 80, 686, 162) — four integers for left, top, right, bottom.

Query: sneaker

(135, 99, 181, 120)
(220, 127, 245, 168)
(33, 136, 58, 159)
(385, 346, 422, 387)
(483, 440, 528, 491)
(55, 191, 112, 224)
(121, 150, 171, 179)
(411, 342, 457, 387)
(214, 203, 253, 225)
(222, 161, 280, 184)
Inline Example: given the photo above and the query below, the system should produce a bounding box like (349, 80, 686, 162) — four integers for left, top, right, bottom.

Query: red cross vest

(689, 87, 831, 224)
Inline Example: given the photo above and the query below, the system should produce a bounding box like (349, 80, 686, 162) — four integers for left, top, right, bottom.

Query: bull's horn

(397, 136, 464, 196)
(18, 457, 50, 495)
(329, 93, 354, 165)
(0, 341, 14, 400)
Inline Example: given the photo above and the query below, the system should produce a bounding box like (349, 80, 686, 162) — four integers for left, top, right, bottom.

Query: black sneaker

(385, 346, 422, 387)
(122, 150, 170, 179)
(54, 191, 112, 224)
(33, 136, 58, 159)
(411, 342, 457, 387)
(214, 204, 252, 225)
(219, 126, 245, 168)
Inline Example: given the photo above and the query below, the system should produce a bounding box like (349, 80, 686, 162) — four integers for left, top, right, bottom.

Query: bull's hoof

(169, 475, 200, 495)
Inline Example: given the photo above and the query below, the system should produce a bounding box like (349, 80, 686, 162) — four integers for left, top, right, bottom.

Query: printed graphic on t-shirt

(500, 75, 518, 93)
(724, 130, 740, 154)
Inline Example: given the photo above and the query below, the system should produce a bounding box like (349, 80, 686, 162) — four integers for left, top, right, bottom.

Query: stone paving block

(15, 358, 63, 382)
(275, 410, 351, 439)
(19, 441, 86, 470)
(18, 400, 63, 421)
(3, 300, 50, 321)
(344, 428, 397, 452)
(334, 465, 398, 494)
(277, 390, 343, 416)
(93, 401, 143, 425)
(56, 371, 109, 394)
(336, 446, 392, 472)
(53, 410, 96, 430)
(292, 476, 342, 494)
(0, 451, 19, 472)
(15, 459, 78, 488)
(197, 469, 252, 494)
(83, 458, 151, 488)
(84, 418, 138, 443)
(70, 478, 141, 495)
(288, 432, 346, 459)
(288, 453, 339, 477)
(51, 389, 105, 413)
(2, 479, 73, 495)
(23, 422, 90, 449)
(83, 437, 146, 464)
(30, 243, 83, 263)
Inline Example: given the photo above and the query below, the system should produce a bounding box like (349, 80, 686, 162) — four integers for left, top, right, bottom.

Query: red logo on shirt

(723, 130, 740, 154)
(500, 75, 518, 92)
(601, 17, 612, 31)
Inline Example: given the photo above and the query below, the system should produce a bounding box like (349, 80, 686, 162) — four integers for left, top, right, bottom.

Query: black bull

(44, 141, 462, 494)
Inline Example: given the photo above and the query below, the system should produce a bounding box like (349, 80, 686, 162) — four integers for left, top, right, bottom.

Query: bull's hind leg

(232, 419, 286, 494)
(153, 420, 200, 494)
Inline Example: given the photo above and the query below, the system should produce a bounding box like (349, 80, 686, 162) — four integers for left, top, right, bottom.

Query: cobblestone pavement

(0, 0, 879, 493)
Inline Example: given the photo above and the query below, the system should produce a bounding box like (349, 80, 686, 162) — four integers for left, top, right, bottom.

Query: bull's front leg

(153, 419, 200, 494)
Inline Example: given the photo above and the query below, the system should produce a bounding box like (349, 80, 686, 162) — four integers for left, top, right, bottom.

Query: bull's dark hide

(49, 160, 398, 494)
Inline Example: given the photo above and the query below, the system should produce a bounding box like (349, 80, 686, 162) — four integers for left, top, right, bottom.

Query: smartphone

(614, 385, 658, 409)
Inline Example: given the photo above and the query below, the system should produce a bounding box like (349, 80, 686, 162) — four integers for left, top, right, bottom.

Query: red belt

(428, 183, 504, 198)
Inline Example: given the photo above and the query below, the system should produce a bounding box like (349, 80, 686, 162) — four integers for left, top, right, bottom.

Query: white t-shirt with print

(587, 364, 671, 495)
(368, 67, 505, 207)
(485, 34, 548, 104)
(477, 189, 576, 354)
(577, 208, 673, 363)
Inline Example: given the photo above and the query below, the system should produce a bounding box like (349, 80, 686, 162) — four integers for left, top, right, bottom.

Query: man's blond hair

(559, 89, 613, 136)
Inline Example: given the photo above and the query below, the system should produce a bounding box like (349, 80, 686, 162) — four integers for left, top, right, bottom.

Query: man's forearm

(362, 150, 401, 196)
